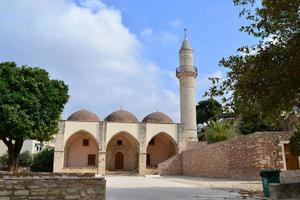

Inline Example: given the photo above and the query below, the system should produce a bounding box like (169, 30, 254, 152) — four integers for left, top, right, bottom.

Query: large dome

(105, 110, 138, 123)
(67, 109, 100, 122)
(142, 112, 173, 124)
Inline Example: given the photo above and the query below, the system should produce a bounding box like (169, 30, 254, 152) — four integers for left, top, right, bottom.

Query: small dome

(67, 109, 100, 122)
(105, 110, 138, 123)
(142, 112, 173, 124)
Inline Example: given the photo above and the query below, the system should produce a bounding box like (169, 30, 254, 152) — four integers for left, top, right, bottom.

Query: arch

(106, 132, 139, 172)
(146, 132, 178, 168)
(64, 130, 99, 168)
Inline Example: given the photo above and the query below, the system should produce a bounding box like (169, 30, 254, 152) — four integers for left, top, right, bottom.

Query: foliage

(236, 112, 282, 134)
(206, 0, 300, 123)
(18, 151, 33, 168)
(196, 98, 223, 124)
(0, 153, 8, 170)
(31, 149, 54, 172)
(0, 62, 69, 171)
(204, 120, 239, 143)
(289, 131, 300, 156)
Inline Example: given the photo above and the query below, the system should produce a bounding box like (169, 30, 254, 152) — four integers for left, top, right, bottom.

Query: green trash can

(259, 169, 281, 197)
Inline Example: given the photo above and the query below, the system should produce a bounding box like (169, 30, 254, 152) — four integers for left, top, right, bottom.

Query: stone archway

(64, 131, 98, 168)
(146, 132, 178, 168)
(106, 132, 139, 172)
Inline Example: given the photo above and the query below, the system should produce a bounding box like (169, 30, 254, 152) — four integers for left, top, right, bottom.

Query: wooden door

(115, 152, 124, 170)
(284, 144, 300, 170)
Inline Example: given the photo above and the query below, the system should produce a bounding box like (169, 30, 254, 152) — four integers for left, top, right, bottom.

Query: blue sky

(0, 0, 257, 121)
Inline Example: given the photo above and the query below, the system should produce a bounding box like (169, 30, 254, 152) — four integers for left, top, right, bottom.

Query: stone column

(138, 123, 147, 175)
(177, 123, 185, 152)
(53, 121, 65, 172)
(97, 122, 107, 175)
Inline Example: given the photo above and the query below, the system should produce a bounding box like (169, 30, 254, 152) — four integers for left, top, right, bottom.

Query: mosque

(53, 34, 198, 175)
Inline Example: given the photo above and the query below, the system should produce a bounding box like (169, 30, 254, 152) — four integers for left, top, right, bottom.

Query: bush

(31, 149, 54, 172)
(0, 154, 8, 170)
(18, 151, 33, 168)
(204, 120, 239, 143)
(289, 131, 300, 156)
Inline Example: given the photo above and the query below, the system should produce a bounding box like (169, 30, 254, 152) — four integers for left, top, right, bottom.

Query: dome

(67, 109, 100, 122)
(105, 110, 138, 123)
(142, 112, 173, 124)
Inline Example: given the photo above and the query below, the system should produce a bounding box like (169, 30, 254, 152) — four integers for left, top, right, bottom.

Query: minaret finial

(184, 28, 187, 40)
(120, 105, 123, 111)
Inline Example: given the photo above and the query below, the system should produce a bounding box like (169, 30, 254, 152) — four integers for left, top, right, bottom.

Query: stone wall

(158, 132, 293, 180)
(269, 183, 300, 199)
(0, 173, 105, 200)
(280, 170, 300, 183)
(158, 154, 182, 176)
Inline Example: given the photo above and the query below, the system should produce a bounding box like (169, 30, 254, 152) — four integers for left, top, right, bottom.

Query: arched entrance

(115, 152, 124, 170)
(146, 132, 178, 168)
(64, 131, 98, 168)
(106, 132, 139, 172)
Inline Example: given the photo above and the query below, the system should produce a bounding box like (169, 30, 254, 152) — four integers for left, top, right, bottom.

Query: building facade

(53, 35, 198, 175)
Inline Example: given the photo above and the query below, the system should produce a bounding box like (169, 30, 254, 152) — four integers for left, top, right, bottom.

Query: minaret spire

(184, 28, 187, 40)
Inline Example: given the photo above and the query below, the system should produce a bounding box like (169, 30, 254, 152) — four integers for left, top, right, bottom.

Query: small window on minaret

(117, 140, 122, 145)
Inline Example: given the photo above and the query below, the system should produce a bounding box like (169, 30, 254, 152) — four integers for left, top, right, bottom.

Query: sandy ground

(106, 176, 264, 200)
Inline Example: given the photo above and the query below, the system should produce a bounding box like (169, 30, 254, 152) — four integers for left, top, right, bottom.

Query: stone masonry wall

(158, 154, 182, 176)
(0, 173, 105, 200)
(158, 132, 293, 180)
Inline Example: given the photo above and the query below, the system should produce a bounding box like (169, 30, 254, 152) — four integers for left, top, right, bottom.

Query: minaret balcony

(176, 66, 198, 78)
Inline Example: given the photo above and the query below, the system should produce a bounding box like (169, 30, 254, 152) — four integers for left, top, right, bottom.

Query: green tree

(289, 131, 300, 156)
(206, 0, 300, 123)
(196, 98, 223, 124)
(0, 62, 68, 171)
(31, 149, 54, 172)
(204, 120, 239, 143)
(236, 112, 282, 134)
(0, 153, 8, 170)
(18, 151, 33, 168)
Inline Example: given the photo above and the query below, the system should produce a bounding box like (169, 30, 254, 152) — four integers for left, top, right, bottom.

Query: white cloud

(0, 0, 179, 121)
(167, 18, 183, 28)
(140, 28, 153, 37)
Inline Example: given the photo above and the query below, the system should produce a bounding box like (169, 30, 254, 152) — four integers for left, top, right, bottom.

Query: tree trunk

(1, 138, 24, 172)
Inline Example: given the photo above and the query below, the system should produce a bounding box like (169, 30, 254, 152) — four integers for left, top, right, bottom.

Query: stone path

(106, 176, 264, 200)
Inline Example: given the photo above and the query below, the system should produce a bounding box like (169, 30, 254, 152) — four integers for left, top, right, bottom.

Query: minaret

(176, 29, 198, 143)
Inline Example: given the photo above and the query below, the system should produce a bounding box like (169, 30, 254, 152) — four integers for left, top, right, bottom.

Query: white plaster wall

(0, 141, 7, 156)
(106, 122, 139, 145)
(64, 121, 100, 146)
(145, 124, 178, 145)
(146, 134, 177, 166)
(106, 133, 138, 171)
(0, 140, 37, 155)
(66, 134, 98, 167)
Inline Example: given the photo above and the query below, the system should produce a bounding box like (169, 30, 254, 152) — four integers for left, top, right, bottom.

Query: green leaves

(289, 131, 300, 156)
(207, 0, 300, 123)
(196, 98, 223, 124)
(0, 62, 69, 171)
(204, 120, 239, 144)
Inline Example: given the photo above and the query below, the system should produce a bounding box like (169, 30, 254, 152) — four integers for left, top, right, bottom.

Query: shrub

(289, 131, 300, 156)
(31, 148, 54, 172)
(204, 120, 239, 143)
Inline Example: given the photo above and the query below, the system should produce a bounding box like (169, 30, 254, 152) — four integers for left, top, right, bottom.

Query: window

(88, 154, 96, 166)
(117, 140, 122, 145)
(83, 139, 89, 146)
(149, 138, 155, 145)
